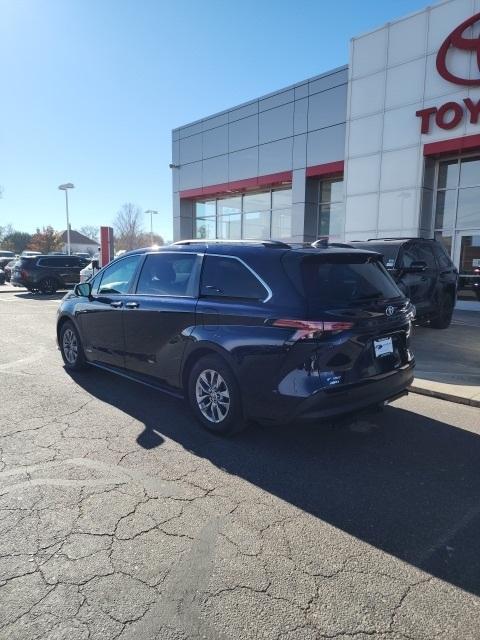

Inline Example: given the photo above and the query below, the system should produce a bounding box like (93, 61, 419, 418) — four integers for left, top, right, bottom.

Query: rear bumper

(254, 363, 414, 424)
(294, 364, 414, 421)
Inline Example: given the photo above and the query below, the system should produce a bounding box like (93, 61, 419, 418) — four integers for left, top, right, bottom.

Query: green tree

(1, 231, 32, 253)
(28, 226, 63, 254)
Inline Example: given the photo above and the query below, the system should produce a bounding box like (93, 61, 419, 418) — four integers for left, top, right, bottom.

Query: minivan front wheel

(59, 321, 87, 370)
(188, 355, 245, 435)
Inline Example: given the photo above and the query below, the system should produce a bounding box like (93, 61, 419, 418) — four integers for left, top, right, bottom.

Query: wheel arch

(56, 314, 81, 343)
(181, 343, 237, 392)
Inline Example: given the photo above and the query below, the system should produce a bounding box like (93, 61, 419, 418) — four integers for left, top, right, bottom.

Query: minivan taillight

(20, 269, 28, 279)
(272, 319, 354, 340)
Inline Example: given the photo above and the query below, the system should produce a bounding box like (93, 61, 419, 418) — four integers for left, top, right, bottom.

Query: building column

(291, 169, 318, 242)
(173, 195, 195, 241)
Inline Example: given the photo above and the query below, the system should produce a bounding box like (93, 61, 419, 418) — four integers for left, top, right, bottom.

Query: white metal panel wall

(344, 0, 480, 241)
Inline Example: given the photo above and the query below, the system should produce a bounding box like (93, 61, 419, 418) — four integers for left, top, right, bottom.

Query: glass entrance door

(453, 231, 480, 306)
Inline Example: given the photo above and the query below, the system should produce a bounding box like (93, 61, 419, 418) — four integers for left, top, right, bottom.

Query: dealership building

(172, 0, 480, 308)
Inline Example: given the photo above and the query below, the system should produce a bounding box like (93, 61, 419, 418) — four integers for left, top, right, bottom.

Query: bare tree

(79, 225, 99, 243)
(113, 203, 145, 251)
(0, 223, 14, 244)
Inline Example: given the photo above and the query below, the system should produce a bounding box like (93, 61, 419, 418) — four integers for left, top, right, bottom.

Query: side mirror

(74, 282, 92, 297)
(404, 261, 427, 273)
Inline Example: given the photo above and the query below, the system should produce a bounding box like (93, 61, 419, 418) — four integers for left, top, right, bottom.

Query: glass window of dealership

(194, 177, 345, 242)
(433, 155, 480, 305)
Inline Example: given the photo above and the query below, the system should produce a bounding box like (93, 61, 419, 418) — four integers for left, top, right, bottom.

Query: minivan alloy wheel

(195, 369, 230, 423)
(62, 328, 78, 364)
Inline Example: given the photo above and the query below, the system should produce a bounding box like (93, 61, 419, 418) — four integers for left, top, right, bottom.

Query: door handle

(125, 301, 139, 309)
(110, 301, 123, 308)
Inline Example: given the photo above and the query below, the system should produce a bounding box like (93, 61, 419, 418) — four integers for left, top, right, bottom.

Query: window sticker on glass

(386, 258, 395, 269)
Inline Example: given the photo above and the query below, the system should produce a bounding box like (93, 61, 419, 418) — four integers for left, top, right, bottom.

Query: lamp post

(58, 183, 75, 255)
(145, 210, 159, 245)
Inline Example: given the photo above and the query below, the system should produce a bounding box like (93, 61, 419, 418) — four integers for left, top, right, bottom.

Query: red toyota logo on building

(436, 12, 480, 85)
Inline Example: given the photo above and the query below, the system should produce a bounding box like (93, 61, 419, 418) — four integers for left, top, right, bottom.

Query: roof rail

(311, 239, 355, 249)
(311, 238, 329, 248)
(361, 237, 432, 242)
(173, 239, 291, 248)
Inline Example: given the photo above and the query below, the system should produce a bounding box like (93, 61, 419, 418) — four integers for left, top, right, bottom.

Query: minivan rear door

(122, 252, 201, 388)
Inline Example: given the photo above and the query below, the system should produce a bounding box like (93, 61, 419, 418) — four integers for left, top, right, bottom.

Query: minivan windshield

(298, 253, 403, 308)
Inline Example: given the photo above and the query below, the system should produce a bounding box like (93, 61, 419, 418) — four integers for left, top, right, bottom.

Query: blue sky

(1, 0, 430, 241)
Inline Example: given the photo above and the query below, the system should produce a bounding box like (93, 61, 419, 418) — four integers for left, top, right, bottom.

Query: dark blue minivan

(56, 240, 415, 434)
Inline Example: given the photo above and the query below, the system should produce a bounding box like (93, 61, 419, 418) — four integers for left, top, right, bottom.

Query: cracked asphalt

(1, 290, 480, 640)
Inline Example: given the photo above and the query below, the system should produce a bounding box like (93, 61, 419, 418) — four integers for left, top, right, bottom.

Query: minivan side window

(136, 253, 198, 296)
(200, 255, 268, 301)
(97, 255, 141, 294)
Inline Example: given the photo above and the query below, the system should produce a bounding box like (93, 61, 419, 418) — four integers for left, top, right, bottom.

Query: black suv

(57, 241, 415, 434)
(11, 255, 89, 294)
(345, 238, 458, 329)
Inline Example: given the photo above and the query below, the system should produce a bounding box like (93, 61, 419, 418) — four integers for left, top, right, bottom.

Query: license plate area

(374, 336, 393, 358)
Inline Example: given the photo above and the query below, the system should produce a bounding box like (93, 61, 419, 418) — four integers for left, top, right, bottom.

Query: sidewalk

(410, 310, 480, 408)
(0, 283, 27, 293)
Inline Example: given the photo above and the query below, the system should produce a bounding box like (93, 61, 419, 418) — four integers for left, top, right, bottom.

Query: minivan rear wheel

(187, 355, 245, 435)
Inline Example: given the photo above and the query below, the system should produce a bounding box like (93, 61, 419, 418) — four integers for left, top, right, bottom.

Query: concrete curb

(410, 384, 480, 408)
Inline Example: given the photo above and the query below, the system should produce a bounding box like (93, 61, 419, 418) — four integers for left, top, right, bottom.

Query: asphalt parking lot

(1, 291, 480, 640)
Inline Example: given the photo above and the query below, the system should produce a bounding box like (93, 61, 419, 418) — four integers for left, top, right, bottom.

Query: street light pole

(145, 210, 159, 245)
(58, 183, 75, 255)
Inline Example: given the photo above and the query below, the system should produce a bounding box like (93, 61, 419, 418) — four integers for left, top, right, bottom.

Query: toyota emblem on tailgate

(385, 306, 395, 316)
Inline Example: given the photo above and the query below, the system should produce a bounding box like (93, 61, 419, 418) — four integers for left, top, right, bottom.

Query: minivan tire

(39, 277, 59, 294)
(430, 293, 454, 329)
(187, 354, 245, 435)
(59, 321, 87, 371)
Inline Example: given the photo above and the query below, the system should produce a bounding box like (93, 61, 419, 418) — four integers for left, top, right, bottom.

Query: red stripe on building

(305, 160, 344, 178)
(423, 133, 480, 156)
(179, 171, 293, 199)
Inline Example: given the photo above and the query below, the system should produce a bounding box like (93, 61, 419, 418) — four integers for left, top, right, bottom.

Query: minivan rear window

(289, 253, 403, 308)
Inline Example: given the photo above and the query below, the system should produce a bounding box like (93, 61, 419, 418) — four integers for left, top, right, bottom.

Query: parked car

(11, 255, 90, 294)
(343, 238, 458, 329)
(3, 260, 17, 282)
(0, 257, 12, 271)
(0, 250, 15, 261)
(21, 251, 43, 257)
(79, 259, 100, 283)
(74, 252, 92, 259)
(57, 240, 415, 434)
(0, 268, 5, 285)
